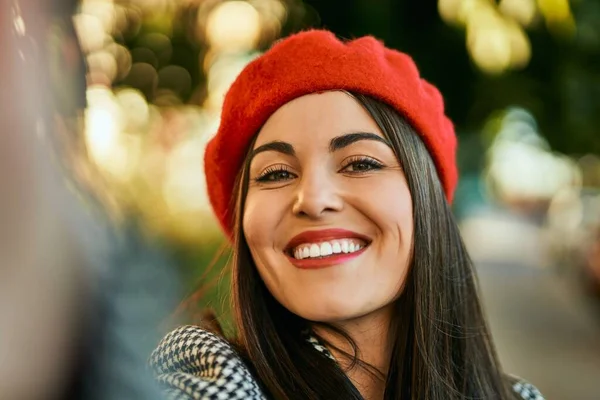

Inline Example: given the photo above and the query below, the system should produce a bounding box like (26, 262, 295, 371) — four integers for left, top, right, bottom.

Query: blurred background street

(462, 208, 600, 399)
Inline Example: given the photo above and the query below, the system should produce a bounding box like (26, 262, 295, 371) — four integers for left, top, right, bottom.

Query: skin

(0, 2, 82, 398)
(243, 91, 415, 398)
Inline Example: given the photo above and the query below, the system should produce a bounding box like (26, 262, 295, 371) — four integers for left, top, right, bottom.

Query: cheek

(242, 189, 289, 260)
(388, 187, 413, 245)
(387, 185, 413, 265)
(385, 183, 414, 292)
(243, 194, 271, 249)
(351, 176, 414, 297)
(353, 176, 413, 240)
(243, 191, 293, 298)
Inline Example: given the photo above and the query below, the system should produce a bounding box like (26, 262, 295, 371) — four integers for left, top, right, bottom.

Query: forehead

(254, 91, 384, 147)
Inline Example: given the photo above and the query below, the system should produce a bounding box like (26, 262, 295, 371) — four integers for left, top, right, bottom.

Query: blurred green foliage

(305, 0, 600, 156)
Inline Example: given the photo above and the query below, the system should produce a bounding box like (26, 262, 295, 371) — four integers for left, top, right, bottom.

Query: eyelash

(254, 156, 384, 183)
(255, 164, 295, 183)
(340, 156, 384, 174)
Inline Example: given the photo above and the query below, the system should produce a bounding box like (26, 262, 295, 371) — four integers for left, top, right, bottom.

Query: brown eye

(256, 166, 296, 182)
(347, 162, 374, 172)
(341, 156, 384, 174)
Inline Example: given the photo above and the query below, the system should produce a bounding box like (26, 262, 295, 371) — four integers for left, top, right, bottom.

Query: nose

(292, 169, 343, 218)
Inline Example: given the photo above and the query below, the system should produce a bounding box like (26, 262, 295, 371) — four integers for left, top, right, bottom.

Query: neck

(313, 304, 395, 400)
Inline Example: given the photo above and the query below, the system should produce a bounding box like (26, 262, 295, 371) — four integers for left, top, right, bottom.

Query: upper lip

(285, 228, 372, 252)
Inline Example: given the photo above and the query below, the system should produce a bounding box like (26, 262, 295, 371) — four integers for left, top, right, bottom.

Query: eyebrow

(329, 132, 391, 152)
(249, 131, 391, 163)
(249, 141, 295, 162)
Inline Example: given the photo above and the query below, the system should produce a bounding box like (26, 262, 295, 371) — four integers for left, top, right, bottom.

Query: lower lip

(286, 246, 368, 269)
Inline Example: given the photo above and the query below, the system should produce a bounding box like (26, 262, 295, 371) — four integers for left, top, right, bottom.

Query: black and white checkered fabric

(149, 325, 543, 399)
(306, 335, 335, 361)
(511, 377, 545, 400)
(149, 326, 265, 399)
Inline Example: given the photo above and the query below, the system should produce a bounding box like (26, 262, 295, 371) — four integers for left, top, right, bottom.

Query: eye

(340, 156, 384, 174)
(255, 165, 297, 183)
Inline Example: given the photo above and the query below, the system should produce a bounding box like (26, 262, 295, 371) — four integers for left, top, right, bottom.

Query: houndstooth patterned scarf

(149, 325, 544, 400)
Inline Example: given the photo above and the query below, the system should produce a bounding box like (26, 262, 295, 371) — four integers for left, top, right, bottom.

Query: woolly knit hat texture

(204, 30, 457, 237)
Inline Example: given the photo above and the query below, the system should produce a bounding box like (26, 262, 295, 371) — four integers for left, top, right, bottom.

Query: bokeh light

(484, 108, 580, 204)
(438, 0, 571, 74)
(537, 0, 576, 36)
(499, 0, 538, 27)
(67, 0, 292, 244)
(205, 1, 262, 52)
(74, 13, 108, 53)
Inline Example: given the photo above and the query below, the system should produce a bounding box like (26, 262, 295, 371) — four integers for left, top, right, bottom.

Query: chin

(286, 296, 369, 323)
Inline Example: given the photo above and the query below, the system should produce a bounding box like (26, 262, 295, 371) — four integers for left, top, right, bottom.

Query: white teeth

(302, 247, 310, 259)
(309, 244, 320, 258)
(332, 241, 341, 254)
(320, 242, 333, 256)
(341, 241, 349, 253)
(291, 239, 367, 259)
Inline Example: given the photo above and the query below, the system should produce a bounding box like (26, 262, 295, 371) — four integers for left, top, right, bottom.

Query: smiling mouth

(288, 238, 369, 260)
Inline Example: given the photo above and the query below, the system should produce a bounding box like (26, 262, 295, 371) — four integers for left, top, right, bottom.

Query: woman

(150, 30, 543, 400)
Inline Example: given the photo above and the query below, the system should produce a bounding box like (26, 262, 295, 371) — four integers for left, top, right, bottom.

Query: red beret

(205, 30, 457, 237)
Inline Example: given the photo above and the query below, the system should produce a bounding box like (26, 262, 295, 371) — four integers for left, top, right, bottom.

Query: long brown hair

(217, 92, 518, 399)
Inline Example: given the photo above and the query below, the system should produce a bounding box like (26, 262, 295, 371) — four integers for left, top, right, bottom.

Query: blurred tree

(304, 0, 600, 155)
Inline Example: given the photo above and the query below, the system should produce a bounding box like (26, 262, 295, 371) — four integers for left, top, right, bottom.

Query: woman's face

(243, 91, 413, 323)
